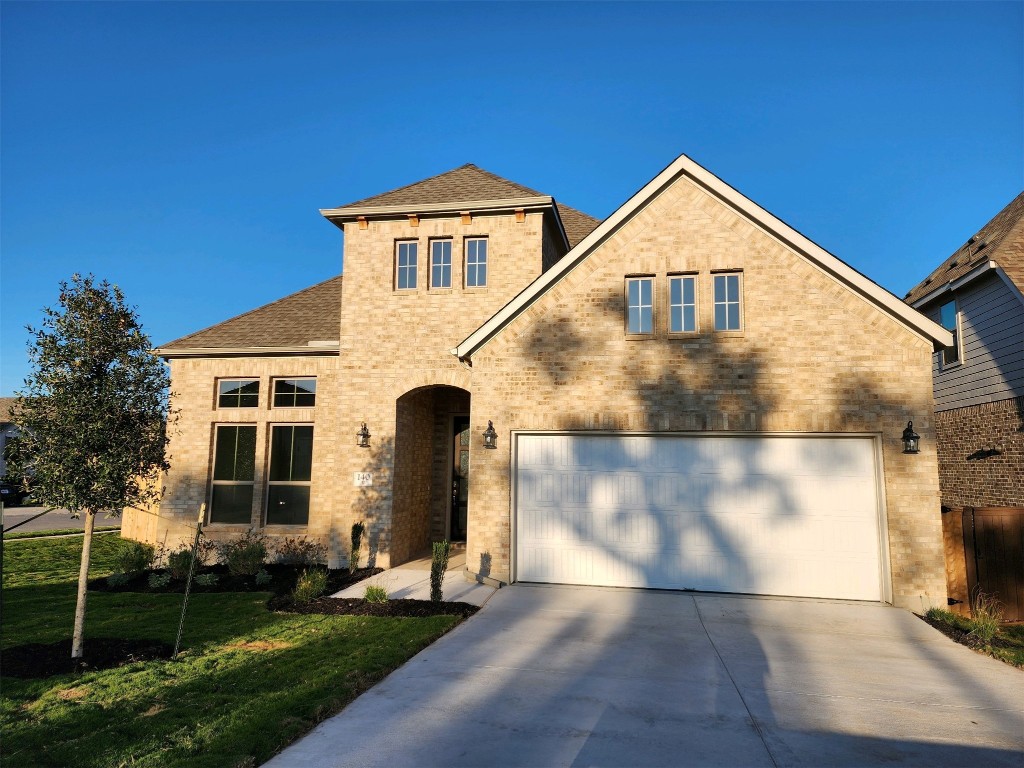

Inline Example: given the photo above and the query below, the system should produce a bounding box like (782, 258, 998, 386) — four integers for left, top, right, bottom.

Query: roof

(0, 397, 15, 423)
(157, 276, 342, 356)
(323, 163, 601, 248)
(905, 192, 1024, 306)
(456, 153, 953, 360)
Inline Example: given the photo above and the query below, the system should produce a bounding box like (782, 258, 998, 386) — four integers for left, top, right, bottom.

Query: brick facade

(933, 396, 1024, 508)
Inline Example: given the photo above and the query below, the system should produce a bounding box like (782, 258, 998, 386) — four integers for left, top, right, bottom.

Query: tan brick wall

(934, 396, 1024, 508)
(465, 173, 947, 609)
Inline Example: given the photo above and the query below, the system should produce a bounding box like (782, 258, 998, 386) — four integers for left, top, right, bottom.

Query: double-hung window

(938, 299, 960, 366)
(273, 378, 316, 408)
(396, 241, 418, 290)
(266, 425, 313, 525)
(465, 238, 487, 287)
(210, 425, 256, 524)
(626, 277, 654, 335)
(218, 379, 258, 408)
(713, 273, 743, 331)
(430, 240, 452, 288)
(669, 275, 698, 333)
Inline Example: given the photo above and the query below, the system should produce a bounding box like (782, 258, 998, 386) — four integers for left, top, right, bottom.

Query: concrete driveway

(265, 584, 1023, 767)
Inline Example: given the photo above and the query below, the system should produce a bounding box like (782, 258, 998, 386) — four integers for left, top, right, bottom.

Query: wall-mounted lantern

(482, 420, 498, 450)
(356, 422, 371, 448)
(901, 421, 920, 454)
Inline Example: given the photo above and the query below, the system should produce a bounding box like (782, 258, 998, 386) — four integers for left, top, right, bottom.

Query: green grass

(924, 607, 1024, 668)
(2, 536, 464, 767)
(4, 527, 121, 540)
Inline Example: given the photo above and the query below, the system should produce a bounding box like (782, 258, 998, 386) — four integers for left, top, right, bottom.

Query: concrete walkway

(266, 584, 1024, 767)
(331, 546, 497, 607)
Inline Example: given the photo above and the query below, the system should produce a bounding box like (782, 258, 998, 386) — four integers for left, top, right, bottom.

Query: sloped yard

(1, 536, 467, 767)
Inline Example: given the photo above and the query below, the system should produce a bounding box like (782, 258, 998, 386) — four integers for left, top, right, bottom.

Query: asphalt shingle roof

(905, 192, 1024, 305)
(160, 276, 342, 350)
(335, 163, 601, 248)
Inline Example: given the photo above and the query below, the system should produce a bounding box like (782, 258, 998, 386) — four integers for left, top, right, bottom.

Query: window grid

(396, 242, 418, 290)
(218, 379, 259, 408)
(466, 238, 488, 287)
(266, 425, 313, 526)
(430, 240, 452, 288)
(209, 425, 256, 524)
(713, 273, 742, 331)
(626, 277, 654, 335)
(669, 275, 698, 333)
(273, 378, 316, 408)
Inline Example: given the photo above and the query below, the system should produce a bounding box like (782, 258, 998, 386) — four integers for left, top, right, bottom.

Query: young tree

(11, 275, 171, 659)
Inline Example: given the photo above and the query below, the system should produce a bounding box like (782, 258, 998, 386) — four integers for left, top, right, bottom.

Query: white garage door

(514, 434, 885, 601)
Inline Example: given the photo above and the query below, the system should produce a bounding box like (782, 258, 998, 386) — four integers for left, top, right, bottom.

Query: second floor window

(713, 273, 742, 331)
(218, 379, 258, 408)
(431, 240, 452, 288)
(938, 299, 960, 366)
(396, 241, 418, 290)
(669, 275, 697, 333)
(273, 378, 316, 408)
(466, 238, 488, 287)
(626, 277, 654, 335)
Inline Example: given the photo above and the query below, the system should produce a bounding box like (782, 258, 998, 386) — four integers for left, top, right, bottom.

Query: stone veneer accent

(934, 396, 1024, 508)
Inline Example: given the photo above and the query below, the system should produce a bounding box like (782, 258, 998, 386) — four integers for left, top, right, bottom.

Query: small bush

(275, 537, 327, 567)
(112, 539, 155, 574)
(195, 573, 219, 587)
(255, 569, 272, 586)
(106, 572, 133, 587)
(350, 522, 365, 574)
(167, 547, 197, 580)
(148, 572, 172, 589)
(364, 584, 388, 604)
(220, 530, 268, 576)
(430, 540, 451, 603)
(970, 590, 1003, 643)
(293, 569, 328, 604)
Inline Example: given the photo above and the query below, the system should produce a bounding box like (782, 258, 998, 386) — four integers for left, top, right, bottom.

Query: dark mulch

(3, 638, 174, 679)
(89, 565, 383, 597)
(270, 595, 480, 618)
(919, 614, 1018, 652)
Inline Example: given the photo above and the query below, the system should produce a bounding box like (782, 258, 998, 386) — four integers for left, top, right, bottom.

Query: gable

(456, 154, 952, 360)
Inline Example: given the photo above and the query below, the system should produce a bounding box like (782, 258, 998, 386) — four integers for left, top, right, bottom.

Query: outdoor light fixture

(356, 422, 371, 448)
(901, 421, 920, 454)
(482, 420, 498, 450)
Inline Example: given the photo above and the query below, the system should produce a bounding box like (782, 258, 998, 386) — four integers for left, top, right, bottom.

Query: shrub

(167, 547, 196, 580)
(148, 572, 172, 589)
(112, 539, 155, 575)
(970, 590, 1003, 643)
(195, 573, 219, 587)
(106, 572, 133, 587)
(430, 540, 451, 603)
(275, 537, 327, 567)
(364, 584, 388, 604)
(350, 522, 365, 574)
(255, 569, 272, 586)
(293, 569, 328, 604)
(220, 530, 268, 576)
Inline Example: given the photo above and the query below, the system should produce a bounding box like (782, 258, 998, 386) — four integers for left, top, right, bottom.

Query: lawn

(1, 536, 465, 768)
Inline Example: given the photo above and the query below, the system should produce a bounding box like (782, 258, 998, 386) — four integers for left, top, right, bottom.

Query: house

(122, 154, 954, 610)
(904, 192, 1024, 618)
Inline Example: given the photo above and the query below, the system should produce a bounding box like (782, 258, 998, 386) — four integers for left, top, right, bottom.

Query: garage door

(514, 434, 884, 601)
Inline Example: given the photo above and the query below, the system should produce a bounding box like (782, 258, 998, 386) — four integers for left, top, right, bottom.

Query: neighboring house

(122, 155, 953, 610)
(904, 192, 1024, 618)
(0, 397, 20, 479)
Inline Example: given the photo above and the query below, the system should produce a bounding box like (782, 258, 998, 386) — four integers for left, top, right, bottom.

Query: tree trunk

(71, 510, 96, 659)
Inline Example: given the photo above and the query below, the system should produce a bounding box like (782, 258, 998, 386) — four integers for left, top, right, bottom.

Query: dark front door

(450, 416, 470, 542)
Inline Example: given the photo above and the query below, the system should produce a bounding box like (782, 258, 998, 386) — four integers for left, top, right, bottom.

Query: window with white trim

(938, 299, 960, 366)
(266, 425, 313, 525)
(430, 240, 452, 288)
(396, 241, 418, 290)
(669, 275, 698, 333)
(626, 277, 654, 335)
(713, 273, 742, 331)
(218, 379, 258, 408)
(209, 425, 256, 524)
(465, 238, 487, 287)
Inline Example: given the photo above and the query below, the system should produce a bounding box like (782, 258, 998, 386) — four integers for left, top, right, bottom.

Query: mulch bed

(270, 595, 480, 618)
(89, 565, 383, 597)
(919, 614, 1017, 652)
(3, 638, 174, 679)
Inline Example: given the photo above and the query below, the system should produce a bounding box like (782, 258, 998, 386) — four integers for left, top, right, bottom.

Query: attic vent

(923, 276, 933, 285)
(947, 258, 960, 270)
(975, 239, 988, 251)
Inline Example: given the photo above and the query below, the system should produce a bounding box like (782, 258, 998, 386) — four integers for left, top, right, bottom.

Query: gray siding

(925, 272, 1024, 411)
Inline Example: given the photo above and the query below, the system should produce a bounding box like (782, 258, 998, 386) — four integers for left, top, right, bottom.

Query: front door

(450, 415, 470, 542)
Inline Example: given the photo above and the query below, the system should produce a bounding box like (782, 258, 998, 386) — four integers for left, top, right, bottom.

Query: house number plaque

(353, 472, 373, 487)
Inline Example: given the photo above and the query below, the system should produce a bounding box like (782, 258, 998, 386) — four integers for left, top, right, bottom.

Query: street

(2, 506, 123, 535)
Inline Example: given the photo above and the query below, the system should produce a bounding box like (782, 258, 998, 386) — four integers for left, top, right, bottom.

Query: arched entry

(391, 385, 471, 564)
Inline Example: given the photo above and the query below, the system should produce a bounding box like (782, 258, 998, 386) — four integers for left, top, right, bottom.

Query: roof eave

(456, 153, 954, 359)
(911, 260, 1024, 312)
(320, 195, 554, 224)
(155, 343, 340, 359)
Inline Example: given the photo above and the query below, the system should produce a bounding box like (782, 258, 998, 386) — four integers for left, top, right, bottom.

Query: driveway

(265, 584, 1023, 767)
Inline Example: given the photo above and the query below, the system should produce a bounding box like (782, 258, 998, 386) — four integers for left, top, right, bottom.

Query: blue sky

(2, 1, 1021, 395)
